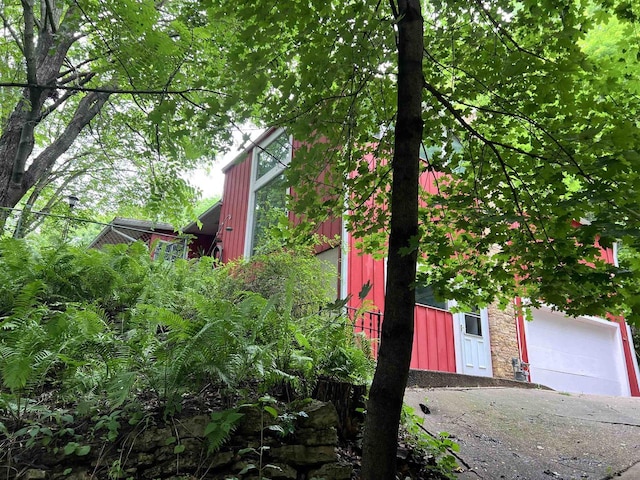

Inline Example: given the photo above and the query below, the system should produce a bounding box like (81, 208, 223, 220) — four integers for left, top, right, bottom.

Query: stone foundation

(5, 400, 352, 480)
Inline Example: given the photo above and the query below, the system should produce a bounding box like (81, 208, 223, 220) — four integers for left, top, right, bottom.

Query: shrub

(0, 240, 372, 419)
(215, 249, 336, 314)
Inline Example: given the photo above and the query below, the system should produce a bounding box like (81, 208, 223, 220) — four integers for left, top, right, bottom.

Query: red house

(209, 128, 640, 397)
(96, 128, 640, 397)
(208, 127, 640, 397)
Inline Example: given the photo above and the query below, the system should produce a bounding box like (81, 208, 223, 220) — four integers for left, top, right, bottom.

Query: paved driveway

(404, 387, 640, 480)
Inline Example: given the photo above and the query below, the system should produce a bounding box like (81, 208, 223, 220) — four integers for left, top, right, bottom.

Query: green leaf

(75, 445, 91, 456)
(238, 464, 257, 475)
(173, 444, 186, 454)
(267, 424, 286, 436)
(263, 405, 278, 418)
(63, 442, 78, 455)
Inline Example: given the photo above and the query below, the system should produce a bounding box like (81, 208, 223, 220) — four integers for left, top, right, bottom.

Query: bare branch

(423, 78, 540, 244)
(38, 73, 96, 121)
(58, 57, 95, 79)
(43, 0, 57, 33)
(471, 0, 548, 63)
(23, 90, 111, 191)
(21, 0, 38, 90)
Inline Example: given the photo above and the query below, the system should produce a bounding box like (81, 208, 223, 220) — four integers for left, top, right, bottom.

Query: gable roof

(183, 200, 222, 236)
(88, 217, 176, 250)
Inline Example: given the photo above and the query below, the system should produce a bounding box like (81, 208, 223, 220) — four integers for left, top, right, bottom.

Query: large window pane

(251, 173, 287, 253)
(257, 134, 289, 180)
(415, 283, 447, 310)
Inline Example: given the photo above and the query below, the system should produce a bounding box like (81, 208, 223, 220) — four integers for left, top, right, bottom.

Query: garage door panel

(530, 368, 625, 396)
(526, 309, 629, 397)
(528, 345, 619, 379)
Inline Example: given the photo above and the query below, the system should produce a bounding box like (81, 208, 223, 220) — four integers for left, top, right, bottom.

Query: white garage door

(525, 308, 630, 397)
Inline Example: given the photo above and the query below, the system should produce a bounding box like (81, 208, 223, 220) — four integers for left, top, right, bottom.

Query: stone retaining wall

(487, 301, 521, 380)
(7, 400, 352, 480)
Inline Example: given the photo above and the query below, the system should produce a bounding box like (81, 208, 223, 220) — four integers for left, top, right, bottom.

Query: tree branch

(43, 0, 57, 33)
(422, 79, 540, 244)
(22, 90, 111, 194)
(38, 73, 96, 121)
(471, 0, 548, 63)
(0, 82, 227, 97)
(0, 10, 24, 53)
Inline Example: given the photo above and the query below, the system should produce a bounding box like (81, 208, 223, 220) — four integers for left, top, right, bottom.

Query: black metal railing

(346, 306, 383, 358)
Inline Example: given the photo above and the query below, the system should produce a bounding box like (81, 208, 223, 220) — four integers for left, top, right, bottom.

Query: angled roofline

(183, 200, 222, 235)
(87, 217, 176, 249)
(221, 127, 278, 173)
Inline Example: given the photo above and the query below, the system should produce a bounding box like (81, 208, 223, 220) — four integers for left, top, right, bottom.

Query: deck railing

(346, 306, 383, 358)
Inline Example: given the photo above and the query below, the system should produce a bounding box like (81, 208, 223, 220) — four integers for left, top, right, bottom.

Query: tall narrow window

(246, 131, 291, 255)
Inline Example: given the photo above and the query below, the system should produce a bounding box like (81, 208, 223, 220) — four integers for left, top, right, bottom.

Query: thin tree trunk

(360, 1, 423, 478)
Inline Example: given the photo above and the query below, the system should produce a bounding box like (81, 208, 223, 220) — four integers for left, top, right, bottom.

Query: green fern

(204, 409, 244, 453)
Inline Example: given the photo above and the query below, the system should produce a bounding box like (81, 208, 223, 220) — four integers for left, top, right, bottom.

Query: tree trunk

(0, 2, 94, 234)
(360, 1, 423, 479)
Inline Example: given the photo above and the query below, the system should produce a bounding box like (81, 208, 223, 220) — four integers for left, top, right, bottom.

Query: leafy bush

(215, 249, 336, 315)
(0, 239, 372, 421)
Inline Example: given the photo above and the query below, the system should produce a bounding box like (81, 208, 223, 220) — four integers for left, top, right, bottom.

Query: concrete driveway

(404, 386, 640, 480)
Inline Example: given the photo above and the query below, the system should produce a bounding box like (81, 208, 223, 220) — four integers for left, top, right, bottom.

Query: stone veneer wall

(487, 301, 521, 379)
(8, 400, 353, 480)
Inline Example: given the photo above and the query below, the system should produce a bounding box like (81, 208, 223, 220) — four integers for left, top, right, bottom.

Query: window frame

(152, 239, 187, 262)
(414, 282, 448, 311)
(244, 129, 292, 257)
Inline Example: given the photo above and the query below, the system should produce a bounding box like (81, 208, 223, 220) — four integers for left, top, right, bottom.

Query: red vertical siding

(601, 245, 616, 265)
(411, 306, 456, 372)
(347, 231, 386, 311)
(219, 154, 252, 263)
(314, 218, 342, 254)
(290, 138, 343, 255)
(346, 230, 456, 372)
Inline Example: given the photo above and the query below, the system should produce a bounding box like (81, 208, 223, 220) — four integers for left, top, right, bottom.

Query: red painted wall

(219, 152, 252, 263)
(187, 234, 216, 259)
(346, 230, 456, 372)
(219, 135, 343, 262)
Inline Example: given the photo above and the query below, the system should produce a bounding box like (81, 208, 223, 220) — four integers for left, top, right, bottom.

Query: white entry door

(453, 308, 493, 377)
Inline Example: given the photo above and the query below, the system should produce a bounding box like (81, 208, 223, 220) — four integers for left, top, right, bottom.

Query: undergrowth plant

(401, 404, 459, 479)
(0, 238, 373, 443)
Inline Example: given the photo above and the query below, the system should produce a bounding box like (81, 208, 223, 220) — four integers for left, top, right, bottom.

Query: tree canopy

(214, 1, 640, 477)
(0, 0, 237, 234)
(3, 0, 640, 478)
(220, 0, 640, 320)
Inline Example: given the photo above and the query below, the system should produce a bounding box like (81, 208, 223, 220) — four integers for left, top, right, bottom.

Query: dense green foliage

(213, 3, 640, 474)
(0, 240, 372, 421)
(217, 0, 640, 321)
(0, 0, 237, 236)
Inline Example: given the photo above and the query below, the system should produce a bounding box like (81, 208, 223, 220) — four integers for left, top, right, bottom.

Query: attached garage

(524, 307, 631, 397)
